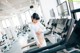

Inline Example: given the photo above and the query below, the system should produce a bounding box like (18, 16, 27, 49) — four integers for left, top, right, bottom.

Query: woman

(30, 13, 47, 48)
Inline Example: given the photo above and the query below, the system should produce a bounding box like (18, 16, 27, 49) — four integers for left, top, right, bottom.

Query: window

(12, 15, 20, 26)
(21, 11, 32, 24)
(2, 20, 7, 28)
(25, 11, 32, 23)
(2, 19, 11, 28)
(29, 9, 36, 16)
(21, 13, 26, 24)
(36, 6, 43, 18)
(5, 19, 11, 27)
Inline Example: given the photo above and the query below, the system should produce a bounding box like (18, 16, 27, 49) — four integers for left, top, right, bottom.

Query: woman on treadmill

(30, 13, 47, 48)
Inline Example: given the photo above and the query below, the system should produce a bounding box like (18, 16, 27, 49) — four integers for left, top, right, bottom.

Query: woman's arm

(39, 22, 46, 33)
(29, 24, 40, 44)
(36, 29, 43, 35)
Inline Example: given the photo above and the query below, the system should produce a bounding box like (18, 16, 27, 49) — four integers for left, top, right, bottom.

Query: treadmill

(26, 9, 80, 53)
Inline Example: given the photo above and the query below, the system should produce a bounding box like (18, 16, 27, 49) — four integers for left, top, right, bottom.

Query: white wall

(72, 0, 80, 20)
(60, 0, 66, 3)
(73, 1, 80, 9)
(39, 0, 59, 25)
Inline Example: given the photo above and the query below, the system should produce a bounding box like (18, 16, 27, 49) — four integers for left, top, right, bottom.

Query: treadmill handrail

(27, 39, 65, 53)
(39, 44, 66, 53)
(71, 8, 80, 13)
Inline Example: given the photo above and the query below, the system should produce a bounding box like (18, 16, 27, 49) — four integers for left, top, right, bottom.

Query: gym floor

(4, 38, 64, 53)
(4, 41, 23, 53)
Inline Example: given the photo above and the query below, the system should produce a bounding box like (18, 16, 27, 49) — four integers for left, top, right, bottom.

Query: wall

(60, 0, 66, 3)
(39, 0, 59, 25)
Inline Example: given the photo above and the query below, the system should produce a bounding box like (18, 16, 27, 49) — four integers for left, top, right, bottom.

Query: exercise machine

(26, 8, 80, 53)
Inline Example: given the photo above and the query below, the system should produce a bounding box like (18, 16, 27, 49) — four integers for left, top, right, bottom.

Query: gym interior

(0, 0, 80, 53)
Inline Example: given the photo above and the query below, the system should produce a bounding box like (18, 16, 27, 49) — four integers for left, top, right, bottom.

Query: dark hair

(32, 13, 40, 20)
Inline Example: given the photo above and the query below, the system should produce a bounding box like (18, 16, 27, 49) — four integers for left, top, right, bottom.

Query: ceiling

(0, 0, 39, 17)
